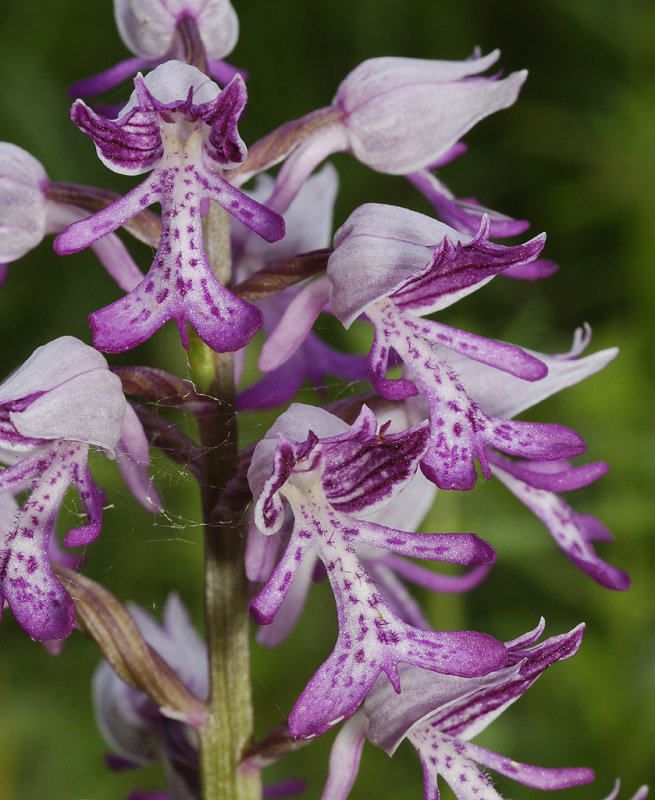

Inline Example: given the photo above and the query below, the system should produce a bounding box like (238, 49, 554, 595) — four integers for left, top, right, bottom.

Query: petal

(356, 521, 495, 567)
(54, 174, 162, 254)
(114, 0, 238, 60)
(391, 230, 546, 317)
(417, 319, 547, 381)
(320, 416, 430, 514)
(336, 53, 526, 174)
(116, 404, 162, 512)
(10, 370, 126, 452)
(249, 529, 313, 624)
(436, 327, 618, 420)
(407, 169, 530, 238)
(0, 448, 76, 640)
(88, 249, 263, 354)
(0, 336, 110, 403)
(232, 164, 338, 268)
(410, 730, 506, 800)
(366, 623, 584, 753)
(289, 623, 506, 739)
(373, 555, 492, 594)
(0, 143, 48, 262)
(202, 74, 248, 168)
(69, 56, 152, 99)
(320, 712, 368, 800)
(193, 163, 285, 242)
(336, 51, 504, 110)
(45, 202, 145, 292)
(258, 276, 331, 372)
(264, 123, 350, 214)
(329, 204, 465, 327)
(466, 741, 594, 789)
(491, 460, 630, 590)
(63, 456, 105, 547)
(71, 98, 164, 175)
(488, 454, 608, 492)
(255, 548, 318, 648)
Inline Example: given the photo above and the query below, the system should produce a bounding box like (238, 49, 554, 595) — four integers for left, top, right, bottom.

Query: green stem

(190, 203, 261, 800)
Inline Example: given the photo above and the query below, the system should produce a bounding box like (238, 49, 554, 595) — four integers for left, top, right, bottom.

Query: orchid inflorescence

(0, 2, 646, 800)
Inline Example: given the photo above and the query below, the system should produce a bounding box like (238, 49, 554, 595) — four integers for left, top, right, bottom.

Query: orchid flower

(246, 404, 486, 648)
(70, 0, 242, 101)
(233, 50, 526, 218)
(0, 142, 145, 291)
(55, 61, 284, 353)
(248, 402, 507, 739)
(0, 337, 158, 640)
(321, 620, 594, 800)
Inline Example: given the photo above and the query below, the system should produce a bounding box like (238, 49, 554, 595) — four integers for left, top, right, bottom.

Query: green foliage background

(0, 1, 653, 798)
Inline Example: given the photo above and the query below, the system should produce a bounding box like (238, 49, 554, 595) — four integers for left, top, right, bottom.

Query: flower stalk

(190, 202, 260, 800)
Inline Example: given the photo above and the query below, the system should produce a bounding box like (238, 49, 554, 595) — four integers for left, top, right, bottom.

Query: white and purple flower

(94, 593, 207, 798)
(248, 403, 506, 739)
(235, 50, 526, 219)
(321, 620, 594, 800)
(71, 0, 242, 101)
(55, 61, 284, 353)
(0, 337, 158, 640)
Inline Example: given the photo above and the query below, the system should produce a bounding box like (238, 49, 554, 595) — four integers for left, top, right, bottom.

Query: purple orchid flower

(248, 402, 507, 739)
(328, 205, 591, 490)
(0, 142, 144, 291)
(234, 50, 525, 219)
(0, 337, 159, 641)
(321, 620, 594, 800)
(70, 0, 242, 101)
(55, 61, 284, 353)
(246, 404, 487, 648)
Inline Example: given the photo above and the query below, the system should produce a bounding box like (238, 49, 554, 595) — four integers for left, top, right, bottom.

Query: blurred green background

(0, 1, 653, 798)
